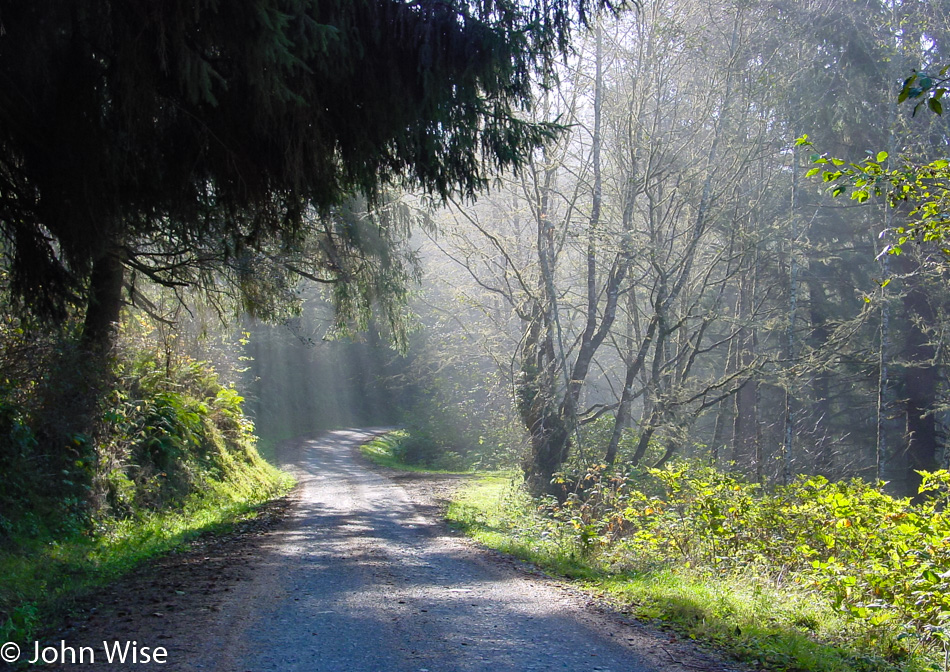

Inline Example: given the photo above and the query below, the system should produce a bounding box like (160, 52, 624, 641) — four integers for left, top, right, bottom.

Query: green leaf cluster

(533, 461, 950, 658)
(96, 351, 263, 517)
(0, 315, 291, 645)
(0, 314, 268, 541)
(796, 135, 950, 258)
(899, 68, 950, 117)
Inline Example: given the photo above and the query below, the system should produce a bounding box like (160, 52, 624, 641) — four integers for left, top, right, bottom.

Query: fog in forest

(241, 299, 402, 442)
(240, 0, 950, 498)
(9, 2, 950, 663)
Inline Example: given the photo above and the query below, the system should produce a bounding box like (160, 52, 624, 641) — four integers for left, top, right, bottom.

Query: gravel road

(36, 429, 744, 672)
(193, 429, 684, 672)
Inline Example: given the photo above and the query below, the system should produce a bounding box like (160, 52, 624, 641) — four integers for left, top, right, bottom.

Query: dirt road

(39, 430, 742, 672)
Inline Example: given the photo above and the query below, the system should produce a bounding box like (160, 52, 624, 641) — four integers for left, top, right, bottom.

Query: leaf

(849, 605, 870, 619)
(929, 97, 943, 115)
(805, 167, 821, 178)
(870, 613, 892, 627)
(876, 151, 888, 162)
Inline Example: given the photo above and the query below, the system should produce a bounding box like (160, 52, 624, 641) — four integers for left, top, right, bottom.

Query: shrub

(387, 430, 474, 470)
(539, 461, 950, 657)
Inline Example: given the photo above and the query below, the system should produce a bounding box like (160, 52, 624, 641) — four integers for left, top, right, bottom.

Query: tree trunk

(518, 310, 572, 497)
(782, 141, 802, 485)
(875, 258, 907, 494)
(34, 250, 125, 507)
(630, 418, 657, 466)
(894, 268, 939, 497)
(732, 267, 758, 475)
(522, 411, 572, 496)
(605, 314, 656, 464)
(81, 250, 125, 355)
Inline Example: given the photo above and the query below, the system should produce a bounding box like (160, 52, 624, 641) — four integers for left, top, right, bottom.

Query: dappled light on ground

(197, 430, 665, 672)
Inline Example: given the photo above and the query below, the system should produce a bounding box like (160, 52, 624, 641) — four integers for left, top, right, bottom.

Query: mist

(241, 294, 402, 443)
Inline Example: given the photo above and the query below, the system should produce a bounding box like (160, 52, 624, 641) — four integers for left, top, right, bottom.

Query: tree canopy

(0, 0, 618, 343)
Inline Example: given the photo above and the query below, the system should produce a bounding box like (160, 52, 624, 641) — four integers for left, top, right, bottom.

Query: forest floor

(25, 430, 753, 672)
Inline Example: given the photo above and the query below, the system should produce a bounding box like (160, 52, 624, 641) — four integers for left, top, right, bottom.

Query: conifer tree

(0, 0, 618, 352)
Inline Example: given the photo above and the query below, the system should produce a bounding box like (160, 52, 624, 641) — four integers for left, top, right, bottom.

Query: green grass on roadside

(0, 454, 294, 646)
(446, 476, 928, 672)
(359, 430, 478, 474)
(447, 474, 600, 578)
(255, 429, 300, 464)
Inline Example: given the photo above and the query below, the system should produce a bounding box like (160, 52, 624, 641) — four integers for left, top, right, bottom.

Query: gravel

(35, 429, 750, 672)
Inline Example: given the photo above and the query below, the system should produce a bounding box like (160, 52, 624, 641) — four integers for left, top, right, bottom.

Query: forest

(400, 0, 950, 499)
(3, 0, 950, 669)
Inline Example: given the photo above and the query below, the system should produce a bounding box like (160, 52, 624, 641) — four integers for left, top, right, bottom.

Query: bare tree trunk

(605, 312, 657, 464)
(711, 397, 730, 467)
(876, 245, 901, 493)
(519, 308, 572, 495)
(732, 265, 758, 475)
(519, 126, 574, 495)
(894, 265, 939, 496)
(781, 142, 801, 485)
(878, 19, 909, 494)
(519, 24, 634, 491)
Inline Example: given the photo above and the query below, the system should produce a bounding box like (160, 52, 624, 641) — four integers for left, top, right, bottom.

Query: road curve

(194, 429, 663, 672)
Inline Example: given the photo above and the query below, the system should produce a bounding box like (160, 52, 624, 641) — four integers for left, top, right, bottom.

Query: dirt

(19, 430, 754, 672)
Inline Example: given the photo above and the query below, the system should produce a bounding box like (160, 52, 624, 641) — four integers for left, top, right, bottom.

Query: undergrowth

(0, 457, 291, 647)
(0, 320, 294, 645)
(447, 467, 950, 672)
(360, 429, 475, 472)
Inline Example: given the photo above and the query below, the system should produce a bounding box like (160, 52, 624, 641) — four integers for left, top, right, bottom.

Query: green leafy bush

(0, 602, 38, 645)
(91, 351, 265, 516)
(354, 429, 465, 472)
(537, 462, 950, 661)
(0, 322, 289, 644)
(0, 321, 100, 541)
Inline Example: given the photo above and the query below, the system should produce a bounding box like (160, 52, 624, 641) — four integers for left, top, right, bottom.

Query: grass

(446, 476, 931, 672)
(446, 474, 600, 578)
(255, 429, 298, 464)
(359, 429, 482, 474)
(0, 452, 294, 645)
